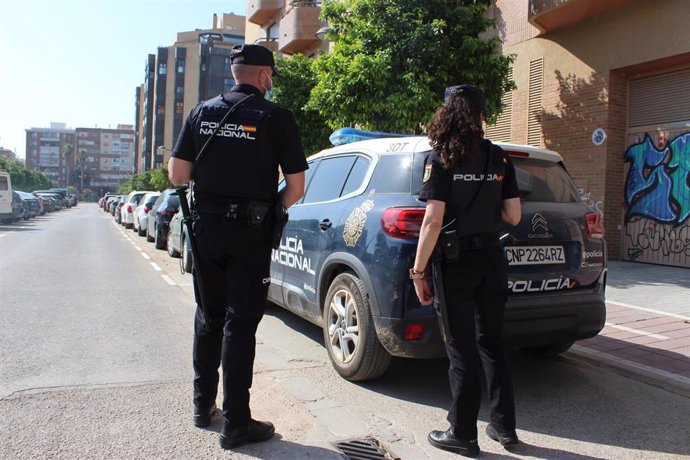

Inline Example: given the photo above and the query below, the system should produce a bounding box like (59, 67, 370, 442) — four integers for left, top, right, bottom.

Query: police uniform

(419, 138, 519, 442)
(171, 46, 308, 438)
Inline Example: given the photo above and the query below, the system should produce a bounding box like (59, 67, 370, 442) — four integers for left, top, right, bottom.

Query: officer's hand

(413, 278, 434, 305)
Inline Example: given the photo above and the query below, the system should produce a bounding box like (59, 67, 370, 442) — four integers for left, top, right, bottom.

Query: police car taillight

(585, 212, 605, 239)
(381, 207, 425, 239)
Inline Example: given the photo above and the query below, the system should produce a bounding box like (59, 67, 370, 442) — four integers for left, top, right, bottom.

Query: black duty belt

(195, 201, 249, 219)
(456, 233, 499, 251)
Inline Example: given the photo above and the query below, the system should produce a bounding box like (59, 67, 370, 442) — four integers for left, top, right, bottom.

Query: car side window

(302, 156, 357, 204)
(366, 154, 413, 194)
(341, 155, 371, 197)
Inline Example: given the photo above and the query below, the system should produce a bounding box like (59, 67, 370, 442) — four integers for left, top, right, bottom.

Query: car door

(277, 155, 358, 324)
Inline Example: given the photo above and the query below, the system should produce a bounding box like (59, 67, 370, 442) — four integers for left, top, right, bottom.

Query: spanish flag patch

(242, 125, 257, 133)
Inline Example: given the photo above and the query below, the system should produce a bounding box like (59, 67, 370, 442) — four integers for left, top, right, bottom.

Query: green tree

(118, 166, 171, 194)
(309, 0, 515, 133)
(149, 166, 172, 191)
(0, 156, 53, 190)
(273, 54, 332, 156)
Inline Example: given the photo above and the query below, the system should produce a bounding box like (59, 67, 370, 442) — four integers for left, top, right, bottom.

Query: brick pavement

(567, 261, 690, 396)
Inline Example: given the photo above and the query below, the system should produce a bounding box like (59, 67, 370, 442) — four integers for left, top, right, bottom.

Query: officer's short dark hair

(230, 44, 280, 76)
(444, 85, 485, 112)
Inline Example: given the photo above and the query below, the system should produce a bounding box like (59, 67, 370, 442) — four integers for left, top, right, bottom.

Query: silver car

(134, 192, 161, 237)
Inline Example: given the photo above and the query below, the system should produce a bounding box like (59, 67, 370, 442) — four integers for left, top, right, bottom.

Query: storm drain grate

(332, 437, 400, 460)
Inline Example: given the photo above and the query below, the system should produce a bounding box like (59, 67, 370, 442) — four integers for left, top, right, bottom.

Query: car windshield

(511, 157, 580, 203)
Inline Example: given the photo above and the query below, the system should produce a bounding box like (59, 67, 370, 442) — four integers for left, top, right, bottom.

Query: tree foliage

(273, 54, 332, 156)
(309, 0, 515, 133)
(118, 166, 171, 194)
(0, 156, 53, 191)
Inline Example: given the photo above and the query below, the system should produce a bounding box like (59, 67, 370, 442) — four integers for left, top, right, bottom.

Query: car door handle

(319, 219, 332, 231)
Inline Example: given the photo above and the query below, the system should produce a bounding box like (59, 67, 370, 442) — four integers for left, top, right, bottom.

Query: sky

(0, 0, 246, 159)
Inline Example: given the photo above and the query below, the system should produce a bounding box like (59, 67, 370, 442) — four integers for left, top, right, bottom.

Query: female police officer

(411, 85, 521, 457)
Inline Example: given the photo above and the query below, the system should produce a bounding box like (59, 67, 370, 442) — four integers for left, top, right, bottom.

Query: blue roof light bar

(329, 127, 409, 146)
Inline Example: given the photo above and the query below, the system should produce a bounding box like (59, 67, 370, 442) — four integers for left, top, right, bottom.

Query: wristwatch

(409, 268, 425, 279)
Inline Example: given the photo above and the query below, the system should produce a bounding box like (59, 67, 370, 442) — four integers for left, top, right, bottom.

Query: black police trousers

(440, 246, 516, 440)
(191, 212, 272, 429)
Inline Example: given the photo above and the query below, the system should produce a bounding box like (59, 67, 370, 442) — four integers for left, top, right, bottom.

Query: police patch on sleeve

(423, 164, 432, 182)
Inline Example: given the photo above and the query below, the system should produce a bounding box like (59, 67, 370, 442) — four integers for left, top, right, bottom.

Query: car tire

(138, 219, 147, 237)
(154, 225, 165, 250)
(322, 272, 391, 381)
(146, 224, 155, 242)
(182, 235, 192, 273)
(167, 229, 180, 257)
(529, 341, 575, 357)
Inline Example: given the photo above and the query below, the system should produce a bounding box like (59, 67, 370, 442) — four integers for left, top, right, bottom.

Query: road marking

(607, 300, 690, 321)
(141, 253, 151, 260)
(604, 322, 669, 340)
(134, 246, 142, 251)
(150, 262, 162, 272)
(161, 275, 176, 285)
(130, 241, 135, 245)
(0, 234, 6, 238)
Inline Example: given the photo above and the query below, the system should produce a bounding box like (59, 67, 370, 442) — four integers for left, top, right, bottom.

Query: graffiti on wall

(577, 188, 603, 216)
(622, 132, 690, 267)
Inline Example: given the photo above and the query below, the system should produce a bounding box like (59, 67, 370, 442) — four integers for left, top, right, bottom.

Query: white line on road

(130, 241, 135, 245)
(161, 275, 176, 285)
(141, 253, 151, 260)
(150, 262, 162, 272)
(0, 234, 6, 238)
(607, 300, 690, 321)
(604, 322, 669, 340)
(134, 246, 142, 251)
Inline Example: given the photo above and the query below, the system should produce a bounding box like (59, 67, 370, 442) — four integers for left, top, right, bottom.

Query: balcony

(529, 0, 633, 33)
(279, 2, 325, 55)
(248, 0, 285, 26)
(254, 37, 280, 53)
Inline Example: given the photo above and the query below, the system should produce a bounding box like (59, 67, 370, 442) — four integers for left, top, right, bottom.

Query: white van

(0, 170, 13, 224)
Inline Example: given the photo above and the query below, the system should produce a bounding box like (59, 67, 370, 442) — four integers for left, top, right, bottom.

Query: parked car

(16, 191, 40, 218)
(134, 192, 161, 237)
(35, 191, 65, 209)
(11, 191, 27, 221)
(120, 191, 152, 229)
(166, 206, 193, 273)
(147, 189, 180, 250)
(0, 170, 14, 224)
(267, 130, 607, 381)
(109, 195, 123, 217)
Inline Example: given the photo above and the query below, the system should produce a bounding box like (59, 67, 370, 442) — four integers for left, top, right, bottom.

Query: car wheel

(182, 235, 192, 273)
(322, 272, 391, 381)
(154, 225, 165, 250)
(1, 218, 12, 224)
(138, 219, 147, 237)
(167, 228, 180, 257)
(528, 341, 575, 357)
(146, 224, 155, 242)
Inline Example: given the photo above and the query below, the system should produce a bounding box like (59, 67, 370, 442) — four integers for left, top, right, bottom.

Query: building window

(176, 86, 184, 95)
(177, 59, 185, 73)
(175, 101, 184, 114)
(268, 22, 279, 40)
(224, 57, 231, 72)
(157, 104, 165, 115)
(159, 63, 167, 75)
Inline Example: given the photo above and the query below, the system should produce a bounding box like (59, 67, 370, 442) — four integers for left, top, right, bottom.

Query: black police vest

(445, 141, 507, 236)
(192, 93, 279, 202)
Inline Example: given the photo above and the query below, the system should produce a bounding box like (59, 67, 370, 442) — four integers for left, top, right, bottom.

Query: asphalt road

(1, 204, 688, 459)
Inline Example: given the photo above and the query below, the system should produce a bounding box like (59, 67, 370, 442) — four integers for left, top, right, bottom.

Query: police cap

(444, 84, 485, 111)
(230, 44, 280, 76)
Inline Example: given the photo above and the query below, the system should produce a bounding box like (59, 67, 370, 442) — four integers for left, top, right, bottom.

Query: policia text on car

(168, 44, 308, 450)
(412, 85, 522, 458)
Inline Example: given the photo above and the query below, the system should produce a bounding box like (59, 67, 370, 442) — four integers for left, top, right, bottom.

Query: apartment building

(245, 0, 328, 56)
(484, 0, 690, 268)
(136, 13, 246, 170)
(0, 148, 16, 161)
(75, 125, 135, 194)
(25, 123, 76, 187)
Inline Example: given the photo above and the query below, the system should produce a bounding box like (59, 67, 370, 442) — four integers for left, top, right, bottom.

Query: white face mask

(262, 71, 273, 100)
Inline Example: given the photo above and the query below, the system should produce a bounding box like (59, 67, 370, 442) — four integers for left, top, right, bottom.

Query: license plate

(504, 246, 565, 266)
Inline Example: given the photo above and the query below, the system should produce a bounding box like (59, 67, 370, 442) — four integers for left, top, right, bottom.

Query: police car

(270, 128, 606, 381)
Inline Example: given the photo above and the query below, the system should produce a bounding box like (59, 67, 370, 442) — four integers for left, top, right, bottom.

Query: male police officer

(168, 44, 307, 449)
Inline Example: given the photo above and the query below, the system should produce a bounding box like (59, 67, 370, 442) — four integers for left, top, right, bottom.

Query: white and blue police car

(269, 128, 607, 381)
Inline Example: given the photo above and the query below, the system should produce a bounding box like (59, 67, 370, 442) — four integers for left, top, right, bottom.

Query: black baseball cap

(444, 84, 485, 111)
(230, 44, 280, 76)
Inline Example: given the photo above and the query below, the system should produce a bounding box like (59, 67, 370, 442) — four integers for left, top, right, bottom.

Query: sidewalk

(566, 260, 690, 397)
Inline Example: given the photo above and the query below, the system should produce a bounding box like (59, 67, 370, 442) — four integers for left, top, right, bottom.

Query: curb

(565, 345, 690, 399)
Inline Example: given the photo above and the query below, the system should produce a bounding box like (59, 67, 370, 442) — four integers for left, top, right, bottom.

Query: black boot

(486, 424, 519, 447)
(193, 404, 217, 428)
(428, 428, 479, 457)
(220, 419, 275, 449)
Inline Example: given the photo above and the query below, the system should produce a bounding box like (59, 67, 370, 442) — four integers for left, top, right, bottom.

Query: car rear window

(367, 154, 415, 194)
(167, 195, 180, 207)
(0, 176, 8, 190)
(511, 157, 580, 203)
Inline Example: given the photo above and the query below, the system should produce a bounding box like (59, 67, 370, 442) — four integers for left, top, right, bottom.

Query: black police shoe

(193, 404, 217, 428)
(486, 424, 519, 447)
(219, 419, 275, 449)
(428, 428, 479, 457)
